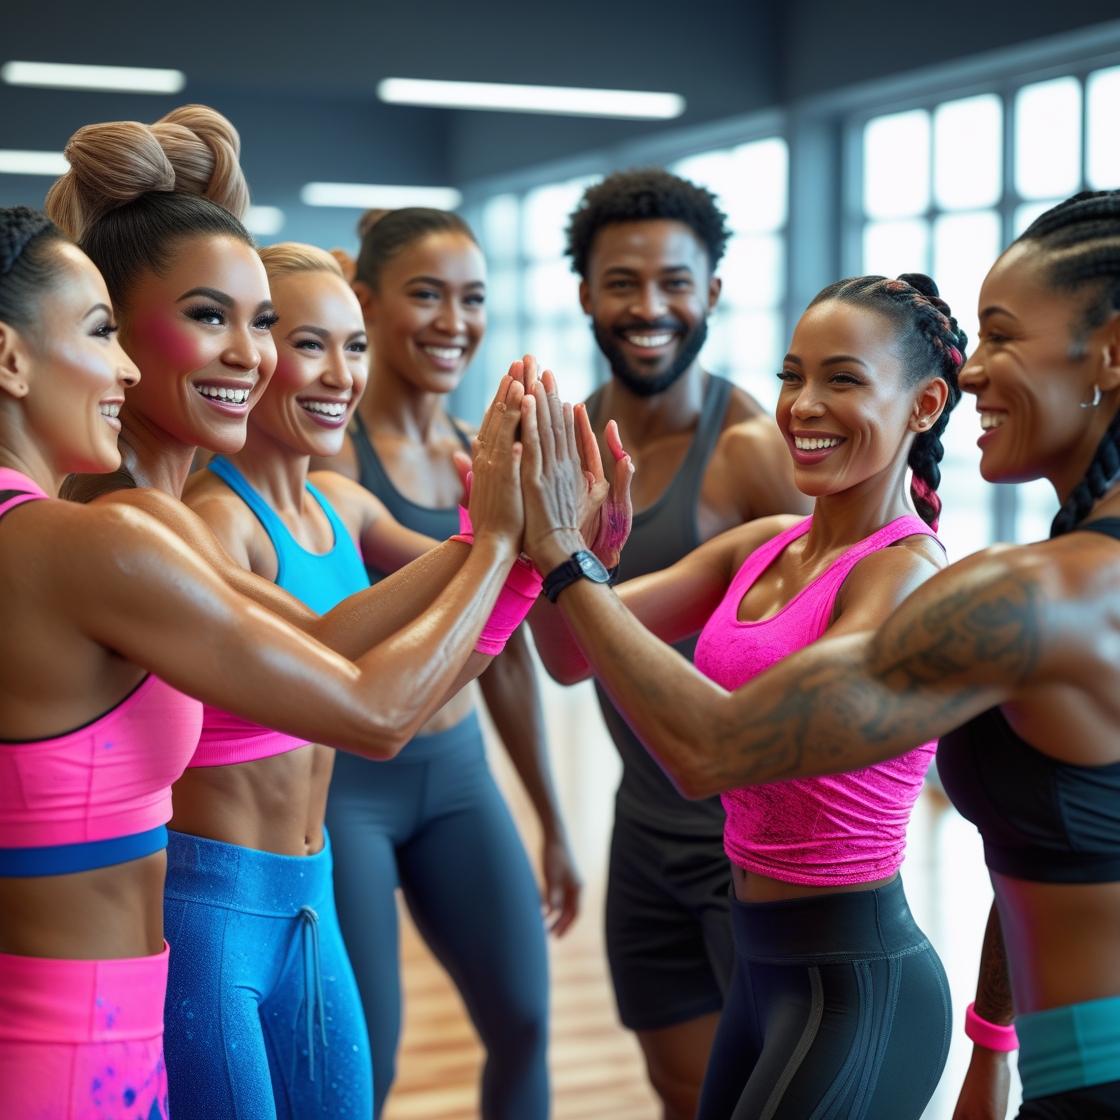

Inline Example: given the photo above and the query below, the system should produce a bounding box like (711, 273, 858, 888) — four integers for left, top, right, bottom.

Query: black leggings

(1018, 1081, 1120, 1118)
(697, 876, 950, 1120)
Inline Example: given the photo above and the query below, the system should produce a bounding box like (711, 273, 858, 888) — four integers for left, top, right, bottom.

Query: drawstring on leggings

(298, 905, 329, 1080)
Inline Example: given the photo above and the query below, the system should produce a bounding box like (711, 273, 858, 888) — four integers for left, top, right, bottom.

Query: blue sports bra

(207, 456, 369, 614)
(937, 517, 1120, 884)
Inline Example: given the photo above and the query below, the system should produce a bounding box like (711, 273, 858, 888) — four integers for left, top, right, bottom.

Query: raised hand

(468, 375, 526, 552)
(518, 379, 589, 575)
(576, 407, 633, 569)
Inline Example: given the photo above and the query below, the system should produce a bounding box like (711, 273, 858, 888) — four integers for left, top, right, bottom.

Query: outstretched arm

(518, 376, 1045, 798)
(953, 904, 1015, 1120)
(477, 625, 582, 936)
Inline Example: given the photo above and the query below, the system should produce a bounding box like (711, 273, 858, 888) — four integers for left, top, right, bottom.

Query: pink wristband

(449, 504, 473, 546)
(965, 1002, 1018, 1051)
(476, 558, 542, 655)
(446, 506, 543, 654)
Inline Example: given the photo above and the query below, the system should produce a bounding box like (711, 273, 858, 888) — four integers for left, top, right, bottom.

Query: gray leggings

(324, 711, 549, 1119)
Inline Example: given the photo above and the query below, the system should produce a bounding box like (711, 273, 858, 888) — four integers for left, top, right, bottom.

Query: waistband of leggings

(164, 828, 333, 915)
(0, 940, 168, 1043)
(372, 707, 483, 764)
(729, 875, 928, 963)
(1018, 994, 1120, 1100)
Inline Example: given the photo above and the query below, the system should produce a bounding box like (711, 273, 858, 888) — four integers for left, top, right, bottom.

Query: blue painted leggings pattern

(325, 711, 550, 1119)
(162, 830, 373, 1119)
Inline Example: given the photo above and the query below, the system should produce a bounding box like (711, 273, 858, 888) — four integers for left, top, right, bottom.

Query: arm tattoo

(702, 567, 1045, 787)
(974, 903, 1015, 1024)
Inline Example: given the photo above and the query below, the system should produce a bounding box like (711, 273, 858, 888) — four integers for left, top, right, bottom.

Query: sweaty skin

(0, 244, 528, 962)
(522, 243, 1120, 1031)
(315, 231, 583, 931)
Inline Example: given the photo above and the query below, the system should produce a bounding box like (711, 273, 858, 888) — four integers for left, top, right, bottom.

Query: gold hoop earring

(1082, 384, 1103, 409)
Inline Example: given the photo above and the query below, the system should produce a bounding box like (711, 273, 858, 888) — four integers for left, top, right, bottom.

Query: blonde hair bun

(258, 242, 345, 282)
(46, 104, 249, 241)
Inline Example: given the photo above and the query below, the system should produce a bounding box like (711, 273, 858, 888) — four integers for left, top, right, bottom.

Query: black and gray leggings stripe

(697, 877, 951, 1120)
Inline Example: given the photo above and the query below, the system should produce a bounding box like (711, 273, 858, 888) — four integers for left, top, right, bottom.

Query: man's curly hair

(566, 168, 730, 279)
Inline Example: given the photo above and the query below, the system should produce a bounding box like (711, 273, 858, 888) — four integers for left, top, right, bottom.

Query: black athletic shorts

(605, 807, 734, 1031)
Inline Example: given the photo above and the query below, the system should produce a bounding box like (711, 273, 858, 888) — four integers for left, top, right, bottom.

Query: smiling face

(778, 301, 947, 499)
(0, 243, 140, 477)
(962, 242, 1120, 488)
(580, 219, 720, 397)
(357, 231, 486, 395)
(116, 234, 277, 454)
(250, 269, 368, 457)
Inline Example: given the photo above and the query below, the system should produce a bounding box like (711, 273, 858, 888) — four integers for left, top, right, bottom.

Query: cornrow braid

(808, 272, 966, 529)
(1017, 191, 1120, 537)
(0, 206, 69, 333)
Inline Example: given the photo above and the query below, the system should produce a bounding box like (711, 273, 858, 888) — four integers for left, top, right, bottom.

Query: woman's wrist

(529, 527, 586, 574)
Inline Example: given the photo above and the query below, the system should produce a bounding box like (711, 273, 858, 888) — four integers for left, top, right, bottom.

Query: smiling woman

(525, 273, 966, 1120)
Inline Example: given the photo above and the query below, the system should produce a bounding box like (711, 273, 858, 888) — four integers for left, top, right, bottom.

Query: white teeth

(99, 403, 121, 418)
(980, 411, 1006, 430)
(628, 333, 673, 348)
(794, 436, 842, 450)
(422, 345, 464, 361)
(196, 385, 250, 404)
(300, 400, 348, 417)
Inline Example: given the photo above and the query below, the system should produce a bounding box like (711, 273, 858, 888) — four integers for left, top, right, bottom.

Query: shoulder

(179, 470, 256, 538)
(843, 532, 946, 605)
(310, 469, 379, 515)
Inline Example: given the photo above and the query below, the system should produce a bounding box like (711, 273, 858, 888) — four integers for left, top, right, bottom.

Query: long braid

(1017, 191, 1120, 537)
(808, 272, 967, 529)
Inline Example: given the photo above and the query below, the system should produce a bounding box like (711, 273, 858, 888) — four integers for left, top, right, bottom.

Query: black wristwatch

(543, 550, 612, 603)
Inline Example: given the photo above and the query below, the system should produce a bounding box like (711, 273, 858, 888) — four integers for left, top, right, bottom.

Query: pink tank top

(693, 515, 939, 886)
(189, 710, 305, 768)
(0, 470, 203, 859)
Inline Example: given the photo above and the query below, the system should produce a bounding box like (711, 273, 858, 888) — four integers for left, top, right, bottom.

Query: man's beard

(593, 317, 709, 398)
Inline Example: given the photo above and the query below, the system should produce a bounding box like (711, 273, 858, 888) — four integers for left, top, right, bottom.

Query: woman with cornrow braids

(524, 270, 964, 1117)
(519, 190, 1120, 1119)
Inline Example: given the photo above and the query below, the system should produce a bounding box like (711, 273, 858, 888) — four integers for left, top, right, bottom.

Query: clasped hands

(460, 355, 634, 578)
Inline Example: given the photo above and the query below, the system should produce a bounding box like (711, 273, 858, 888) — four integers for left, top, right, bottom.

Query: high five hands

(455, 355, 633, 573)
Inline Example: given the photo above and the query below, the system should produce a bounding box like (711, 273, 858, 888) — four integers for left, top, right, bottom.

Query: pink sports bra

(189, 710, 305, 769)
(0, 469, 203, 875)
(693, 515, 939, 886)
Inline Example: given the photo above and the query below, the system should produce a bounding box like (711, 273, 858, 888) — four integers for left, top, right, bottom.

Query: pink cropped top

(693, 515, 939, 886)
(189, 710, 305, 769)
(0, 469, 203, 875)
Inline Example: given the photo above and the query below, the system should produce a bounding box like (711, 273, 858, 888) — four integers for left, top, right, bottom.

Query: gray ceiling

(1, 0, 1117, 247)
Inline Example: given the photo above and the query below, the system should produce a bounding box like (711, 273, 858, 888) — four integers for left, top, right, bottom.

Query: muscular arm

(67, 501, 502, 759)
(952, 903, 1015, 1120)
(536, 536, 1044, 799)
(476, 624, 582, 934)
(527, 519, 783, 685)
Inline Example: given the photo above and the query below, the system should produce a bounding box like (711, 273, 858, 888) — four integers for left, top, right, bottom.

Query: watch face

(576, 550, 610, 583)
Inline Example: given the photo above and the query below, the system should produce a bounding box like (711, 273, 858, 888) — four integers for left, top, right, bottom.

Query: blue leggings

(325, 711, 549, 1119)
(698, 877, 950, 1120)
(162, 830, 373, 1120)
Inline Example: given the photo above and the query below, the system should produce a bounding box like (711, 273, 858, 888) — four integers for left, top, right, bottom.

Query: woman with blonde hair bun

(47, 106, 557, 1119)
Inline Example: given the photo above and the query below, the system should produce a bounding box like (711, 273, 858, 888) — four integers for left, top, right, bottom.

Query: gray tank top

(349, 409, 471, 583)
(586, 374, 734, 834)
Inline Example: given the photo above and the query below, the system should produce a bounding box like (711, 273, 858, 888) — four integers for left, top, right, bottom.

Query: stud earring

(1081, 384, 1102, 409)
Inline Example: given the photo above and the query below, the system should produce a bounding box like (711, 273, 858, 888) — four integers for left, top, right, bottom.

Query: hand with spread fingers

(467, 374, 527, 553)
(518, 376, 595, 577)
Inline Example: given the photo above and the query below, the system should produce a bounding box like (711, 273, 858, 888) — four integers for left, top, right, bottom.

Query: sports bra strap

(1077, 517, 1120, 542)
(0, 469, 49, 522)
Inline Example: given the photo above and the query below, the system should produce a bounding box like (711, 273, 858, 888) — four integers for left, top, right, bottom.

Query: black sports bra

(936, 517, 1120, 883)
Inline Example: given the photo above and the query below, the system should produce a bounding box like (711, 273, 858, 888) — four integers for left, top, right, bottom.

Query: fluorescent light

(0, 149, 69, 176)
(301, 183, 462, 210)
(377, 77, 685, 120)
(1, 60, 185, 95)
(244, 206, 285, 236)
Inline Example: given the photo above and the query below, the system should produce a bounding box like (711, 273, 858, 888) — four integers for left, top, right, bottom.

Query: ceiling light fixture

(300, 183, 462, 210)
(1, 60, 186, 94)
(0, 150, 69, 176)
(377, 77, 685, 120)
(244, 206, 285, 236)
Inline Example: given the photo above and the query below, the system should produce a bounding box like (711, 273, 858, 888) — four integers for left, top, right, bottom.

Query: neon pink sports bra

(0, 469, 203, 875)
(693, 515, 939, 886)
